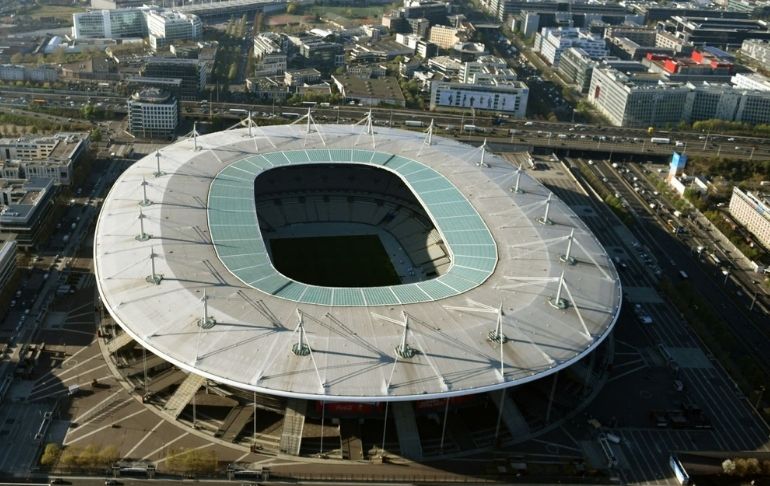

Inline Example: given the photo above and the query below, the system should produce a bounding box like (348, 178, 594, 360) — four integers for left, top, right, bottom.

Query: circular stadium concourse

(94, 120, 621, 460)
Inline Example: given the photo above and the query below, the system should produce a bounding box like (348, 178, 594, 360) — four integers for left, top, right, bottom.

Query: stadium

(93, 116, 621, 461)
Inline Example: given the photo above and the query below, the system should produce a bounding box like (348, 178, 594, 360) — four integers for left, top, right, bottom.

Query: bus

(650, 137, 671, 144)
(228, 108, 248, 114)
(282, 112, 301, 119)
(31, 98, 46, 105)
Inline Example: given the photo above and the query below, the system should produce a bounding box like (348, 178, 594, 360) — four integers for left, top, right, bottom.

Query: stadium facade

(94, 120, 621, 460)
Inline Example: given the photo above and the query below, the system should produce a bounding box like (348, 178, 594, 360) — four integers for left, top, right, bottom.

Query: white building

(127, 88, 178, 139)
(729, 187, 770, 250)
(732, 72, 770, 91)
(588, 67, 770, 127)
(72, 8, 148, 39)
(459, 56, 509, 83)
(741, 39, 770, 68)
(534, 27, 607, 67)
(430, 79, 529, 116)
(0, 64, 58, 83)
(0, 133, 89, 185)
(146, 10, 202, 49)
(253, 33, 287, 77)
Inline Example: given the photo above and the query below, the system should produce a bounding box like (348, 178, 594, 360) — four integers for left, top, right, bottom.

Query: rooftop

(93, 125, 621, 401)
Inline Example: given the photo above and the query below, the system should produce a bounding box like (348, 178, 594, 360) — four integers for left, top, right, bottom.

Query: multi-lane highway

(1, 87, 770, 161)
(526, 155, 769, 485)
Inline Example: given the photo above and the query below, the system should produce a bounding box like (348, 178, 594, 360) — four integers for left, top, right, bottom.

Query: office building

(142, 58, 206, 100)
(286, 34, 344, 71)
(729, 187, 770, 250)
(741, 39, 770, 68)
(0, 133, 90, 186)
(146, 10, 202, 49)
(0, 178, 56, 249)
(253, 33, 287, 77)
(428, 25, 467, 49)
(661, 16, 770, 48)
(284, 69, 321, 88)
(127, 88, 179, 139)
(430, 79, 529, 116)
(534, 27, 607, 67)
(732, 72, 770, 91)
(588, 67, 770, 127)
(72, 7, 148, 39)
(588, 68, 691, 127)
(558, 47, 597, 93)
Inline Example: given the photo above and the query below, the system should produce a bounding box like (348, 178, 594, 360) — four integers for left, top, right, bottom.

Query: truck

(650, 137, 671, 144)
(404, 120, 425, 128)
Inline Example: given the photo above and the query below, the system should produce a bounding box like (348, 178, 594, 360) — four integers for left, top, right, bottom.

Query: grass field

(270, 235, 400, 287)
(22, 5, 85, 20)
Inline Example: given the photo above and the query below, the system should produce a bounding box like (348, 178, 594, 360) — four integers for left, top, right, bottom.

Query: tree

(98, 445, 119, 466)
(90, 128, 102, 142)
(40, 443, 61, 467)
(10, 52, 23, 64)
(166, 447, 218, 475)
(59, 447, 81, 469)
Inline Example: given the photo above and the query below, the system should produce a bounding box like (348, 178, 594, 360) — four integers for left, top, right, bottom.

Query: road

(528, 155, 769, 485)
(1, 87, 769, 161)
(592, 159, 770, 381)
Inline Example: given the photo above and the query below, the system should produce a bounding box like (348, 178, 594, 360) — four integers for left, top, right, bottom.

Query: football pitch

(269, 235, 401, 287)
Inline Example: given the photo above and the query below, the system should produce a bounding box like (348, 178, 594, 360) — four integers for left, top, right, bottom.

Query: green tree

(90, 128, 101, 142)
(286, 2, 297, 14)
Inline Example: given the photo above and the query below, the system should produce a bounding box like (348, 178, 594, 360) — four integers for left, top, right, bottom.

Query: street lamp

(755, 385, 766, 409)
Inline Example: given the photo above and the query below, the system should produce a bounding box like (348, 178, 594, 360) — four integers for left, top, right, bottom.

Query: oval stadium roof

(94, 124, 622, 402)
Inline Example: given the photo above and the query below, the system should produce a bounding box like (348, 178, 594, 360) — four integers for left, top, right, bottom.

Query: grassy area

(20, 4, 85, 20)
(301, 5, 389, 19)
(269, 235, 400, 287)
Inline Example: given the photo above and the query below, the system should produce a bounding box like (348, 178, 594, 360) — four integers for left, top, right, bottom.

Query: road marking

(141, 432, 190, 461)
(30, 374, 114, 401)
(36, 352, 102, 385)
(153, 442, 212, 465)
(60, 340, 96, 367)
(72, 390, 128, 424)
(235, 450, 253, 463)
(125, 418, 165, 459)
(54, 328, 96, 336)
(33, 364, 108, 393)
(607, 363, 648, 383)
(65, 408, 148, 446)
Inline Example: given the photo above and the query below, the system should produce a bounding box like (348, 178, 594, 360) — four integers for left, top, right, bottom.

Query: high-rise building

(72, 8, 148, 39)
(534, 27, 607, 67)
(127, 88, 179, 139)
(588, 67, 770, 126)
(729, 187, 770, 250)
